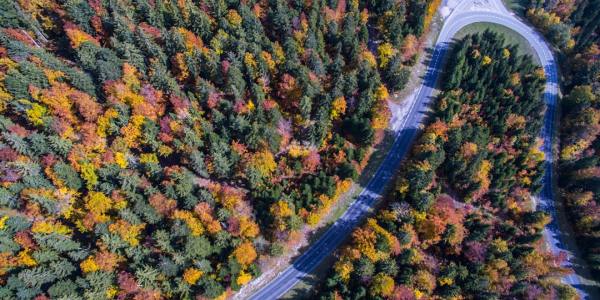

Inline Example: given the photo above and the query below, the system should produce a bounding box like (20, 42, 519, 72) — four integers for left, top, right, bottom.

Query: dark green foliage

(342, 116, 375, 146)
(383, 55, 411, 91)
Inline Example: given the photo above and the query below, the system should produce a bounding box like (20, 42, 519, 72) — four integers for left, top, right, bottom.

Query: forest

(316, 31, 578, 299)
(0, 0, 436, 299)
(526, 0, 600, 280)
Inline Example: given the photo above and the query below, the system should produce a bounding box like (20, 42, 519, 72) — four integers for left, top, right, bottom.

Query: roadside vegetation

(315, 31, 577, 299)
(454, 22, 539, 64)
(0, 0, 438, 298)
(522, 0, 600, 281)
(502, 0, 529, 16)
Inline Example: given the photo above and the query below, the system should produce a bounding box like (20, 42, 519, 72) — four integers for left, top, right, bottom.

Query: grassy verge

(502, 0, 528, 17)
(453, 22, 541, 65)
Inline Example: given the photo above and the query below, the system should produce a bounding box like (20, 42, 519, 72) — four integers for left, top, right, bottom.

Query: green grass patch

(454, 22, 540, 65)
(502, 0, 529, 16)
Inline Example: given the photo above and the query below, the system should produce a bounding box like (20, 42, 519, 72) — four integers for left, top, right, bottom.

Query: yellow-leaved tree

(249, 149, 277, 177)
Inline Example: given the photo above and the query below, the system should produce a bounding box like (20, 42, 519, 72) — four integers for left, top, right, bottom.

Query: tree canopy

(0, 0, 437, 298)
(317, 31, 576, 300)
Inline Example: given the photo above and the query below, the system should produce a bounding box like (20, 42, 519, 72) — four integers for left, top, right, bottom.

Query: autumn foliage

(318, 32, 576, 299)
(0, 0, 437, 297)
(523, 0, 600, 282)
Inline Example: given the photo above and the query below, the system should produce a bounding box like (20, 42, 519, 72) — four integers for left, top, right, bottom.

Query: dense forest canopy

(0, 0, 437, 298)
(525, 0, 600, 280)
(316, 31, 577, 299)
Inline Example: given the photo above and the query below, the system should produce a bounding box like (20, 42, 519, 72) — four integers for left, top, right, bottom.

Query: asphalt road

(249, 2, 598, 299)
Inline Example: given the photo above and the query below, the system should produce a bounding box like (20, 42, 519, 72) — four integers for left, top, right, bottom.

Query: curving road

(249, 0, 598, 298)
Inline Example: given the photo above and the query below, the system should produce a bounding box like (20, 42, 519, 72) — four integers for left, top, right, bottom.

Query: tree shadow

(419, 46, 436, 72)
(419, 42, 452, 89)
